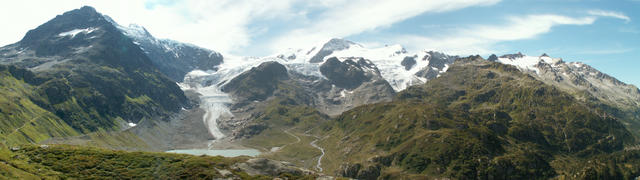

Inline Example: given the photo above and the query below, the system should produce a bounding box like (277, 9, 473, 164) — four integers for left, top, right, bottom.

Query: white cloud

(95, 0, 300, 54)
(393, 14, 598, 56)
(268, 0, 501, 52)
(588, 10, 631, 22)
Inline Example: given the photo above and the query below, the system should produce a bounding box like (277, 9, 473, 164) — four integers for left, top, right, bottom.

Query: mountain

(316, 56, 639, 179)
(105, 19, 223, 82)
(1, 5, 639, 179)
(275, 38, 459, 91)
(491, 53, 640, 136)
(0, 6, 188, 142)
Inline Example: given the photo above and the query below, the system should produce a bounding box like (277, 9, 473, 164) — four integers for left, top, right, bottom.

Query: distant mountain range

(1, 6, 639, 179)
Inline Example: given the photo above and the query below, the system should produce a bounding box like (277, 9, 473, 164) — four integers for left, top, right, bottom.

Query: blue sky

(0, 0, 638, 86)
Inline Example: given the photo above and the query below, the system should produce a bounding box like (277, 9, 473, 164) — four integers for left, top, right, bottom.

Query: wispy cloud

(588, 10, 631, 22)
(393, 14, 597, 55)
(114, 0, 301, 54)
(268, 0, 501, 52)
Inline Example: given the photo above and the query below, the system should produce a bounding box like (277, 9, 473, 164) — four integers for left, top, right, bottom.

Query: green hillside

(0, 144, 315, 179)
(0, 65, 78, 146)
(317, 56, 640, 179)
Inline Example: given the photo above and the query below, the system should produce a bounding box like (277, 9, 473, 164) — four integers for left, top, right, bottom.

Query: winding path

(277, 128, 301, 152)
(279, 128, 326, 172)
(310, 138, 325, 172)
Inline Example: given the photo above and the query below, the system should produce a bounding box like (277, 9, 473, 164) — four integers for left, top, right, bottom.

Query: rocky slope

(491, 53, 640, 137)
(219, 59, 394, 139)
(106, 19, 223, 82)
(316, 56, 639, 179)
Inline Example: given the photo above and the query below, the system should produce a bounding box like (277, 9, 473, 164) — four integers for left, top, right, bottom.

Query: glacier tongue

(179, 74, 230, 140)
(177, 55, 290, 141)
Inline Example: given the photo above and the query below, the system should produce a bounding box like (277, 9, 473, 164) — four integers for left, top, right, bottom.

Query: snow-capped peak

(496, 53, 563, 74)
(121, 24, 153, 39)
(322, 38, 361, 51)
(264, 38, 458, 91)
(103, 15, 154, 41)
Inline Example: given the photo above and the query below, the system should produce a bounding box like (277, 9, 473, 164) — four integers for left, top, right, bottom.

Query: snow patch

(58, 27, 98, 37)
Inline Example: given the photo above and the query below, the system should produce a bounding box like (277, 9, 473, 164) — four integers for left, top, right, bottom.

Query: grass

(0, 144, 316, 179)
(0, 67, 79, 146)
(250, 128, 323, 170)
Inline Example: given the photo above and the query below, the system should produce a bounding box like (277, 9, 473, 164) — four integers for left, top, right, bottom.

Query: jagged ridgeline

(317, 56, 640, 179)
(0, 6, 188, 143)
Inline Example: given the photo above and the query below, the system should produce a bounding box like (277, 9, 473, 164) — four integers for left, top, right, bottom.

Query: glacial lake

(166, 149, 261, 157)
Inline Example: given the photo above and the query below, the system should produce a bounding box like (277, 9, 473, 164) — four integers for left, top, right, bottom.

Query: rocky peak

(21, 6, 110, 45)
(401, 56, 417, 70)
(487, 54, 499, 62)
(104, 15, 223, 82)
(500, 52, 524, 60)
(309, 38, 358, 63)
(426, 51, 457, 70)
(222, 61, 289, 101)
(320, 57, 381, 89)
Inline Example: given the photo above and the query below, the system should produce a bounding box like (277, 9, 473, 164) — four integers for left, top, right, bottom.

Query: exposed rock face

(414, 67, 440, 80)
(320, 57, 376, 89)
(487, 54, 499, 61)
(413, 51, 458, 80)
(400, 56, 416, 70)
(500, 52, 525, 59)
(222, 61, 289, 102)
(340, 163, 381, 180)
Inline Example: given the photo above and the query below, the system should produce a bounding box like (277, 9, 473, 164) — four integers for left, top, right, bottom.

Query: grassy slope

(0, 66, 79, 146)
(239, 97, 329, 170)
(317, 56, 640, 179)
(0, 144, 316, 179)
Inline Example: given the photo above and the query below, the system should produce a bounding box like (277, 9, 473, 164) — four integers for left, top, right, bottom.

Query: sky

(0, 0, 638, 86)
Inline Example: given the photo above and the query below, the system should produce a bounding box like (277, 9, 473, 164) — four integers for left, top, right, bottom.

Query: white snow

(496, 55, 556, 74)
(268, 38, 455, 91)
(58, 27, 98, 37)
(571, 62, 584, 68)
(127, 122, 137, 127)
